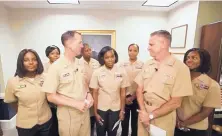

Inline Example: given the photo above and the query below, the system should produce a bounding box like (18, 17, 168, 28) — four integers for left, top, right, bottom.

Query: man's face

(66, 33, 83, 56)
(148, 35, 163, 57)
(82, 45, 92, 59)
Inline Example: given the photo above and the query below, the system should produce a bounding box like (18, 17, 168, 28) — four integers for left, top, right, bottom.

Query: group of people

(3, 29, 221, 136)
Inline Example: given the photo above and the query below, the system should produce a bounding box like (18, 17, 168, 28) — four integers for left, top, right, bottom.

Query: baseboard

(0, 114, 16, 130)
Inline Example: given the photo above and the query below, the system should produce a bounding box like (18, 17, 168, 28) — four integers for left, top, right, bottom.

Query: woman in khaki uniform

(4, 49, 52, 136)
(44, 45, 60, 73)
(120, 44, 143, 136)
(44, 45, 60, 136)
(175, 48, 221, 136)
(90, 46, 130, 136)
(80, 43, 100, 136)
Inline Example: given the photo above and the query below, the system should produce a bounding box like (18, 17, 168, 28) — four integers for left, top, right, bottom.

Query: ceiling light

(47, 0, 79, 4)
(143, 0, 178, 7)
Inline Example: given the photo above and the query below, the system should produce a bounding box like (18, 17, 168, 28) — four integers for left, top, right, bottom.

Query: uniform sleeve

(134, 70, 144, 87)
(203, 81, 221, 108)
(4, 79, 18, 103)
(171, 65, 193, 97)
(89, 71, 99, 89)
(42, 64, 59, 93)
(120, 69, 130, 88)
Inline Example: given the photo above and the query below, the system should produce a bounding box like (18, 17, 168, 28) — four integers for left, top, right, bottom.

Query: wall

(194, 1, 222, 47)
(9, 8, 168, 63)
(0, 1, 201, 89)
(0, 5, 17, 94)
(167, 1, 199, 53)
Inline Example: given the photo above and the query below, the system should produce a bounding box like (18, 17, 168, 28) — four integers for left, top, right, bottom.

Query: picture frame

(170, 24, 188, 48)
(77, 30, 116, 60)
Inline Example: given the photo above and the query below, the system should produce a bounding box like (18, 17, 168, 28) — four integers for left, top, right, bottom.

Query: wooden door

(200, 21, 222, 82)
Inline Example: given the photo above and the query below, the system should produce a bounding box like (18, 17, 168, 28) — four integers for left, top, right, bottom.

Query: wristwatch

(149, 113, 154, 120)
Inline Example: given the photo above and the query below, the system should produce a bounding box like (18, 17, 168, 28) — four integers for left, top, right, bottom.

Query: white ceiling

(1, 0, 188, 12)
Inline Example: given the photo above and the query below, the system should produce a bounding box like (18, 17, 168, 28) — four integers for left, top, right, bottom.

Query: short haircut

(61, 30, 81, 46)
(128, 43, 139, 52)
(183, 48, 212, 73)
(150, 30, 172, 43)
(45, 45, 60, 57)
(15, 49, 44, 78)
(98, 46, 118, 65)
(81, 43, 91, 53)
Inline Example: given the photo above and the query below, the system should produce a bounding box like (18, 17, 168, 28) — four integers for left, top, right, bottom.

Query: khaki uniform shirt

(43, 62, 51, 73)
(42, 56, 87, 100)
(177, 74, 221, 130)
(120, 60, 144, 95)
(134, 55, 193, 136)
(89, 64, 130, 111)
(80, 57, 100, 85)
(79, 57, 100, 116)
(4, 75, 52, 128)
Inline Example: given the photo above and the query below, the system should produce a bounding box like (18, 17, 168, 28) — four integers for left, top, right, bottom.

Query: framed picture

(76, 30, 116, 60)
(171, 24, 188, 48)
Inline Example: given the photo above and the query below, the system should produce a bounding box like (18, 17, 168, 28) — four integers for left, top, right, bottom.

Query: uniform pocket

(193, 88, 208, 105)
(60, 70, 73, 84)
(161, 73, 175, 85)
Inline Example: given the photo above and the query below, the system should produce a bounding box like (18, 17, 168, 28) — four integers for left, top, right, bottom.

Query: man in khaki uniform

(79, 43, 100, 136)
(42, 31, 93, 136)
(135, 30, 193, 136)
(80, 43, 100, 85)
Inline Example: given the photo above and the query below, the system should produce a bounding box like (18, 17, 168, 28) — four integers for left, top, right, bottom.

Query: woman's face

(128, 45, 139, 60)
(185, 51, 201, 70)
(104, 50, 115, 68)
(23, 52, 38, 72)
(48, 49, 60, 63)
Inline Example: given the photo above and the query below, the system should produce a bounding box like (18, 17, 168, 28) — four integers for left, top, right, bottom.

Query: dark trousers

(121, 99, 138, 136)
(174, 127, 207, 136)
(16, 118, 52, 136)
(91, 116, 96, 136)
(96, 109, 120, 136)
(50, 107, 59, 136)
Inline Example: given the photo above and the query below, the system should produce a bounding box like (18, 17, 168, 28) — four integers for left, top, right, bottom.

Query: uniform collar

(18, 74, 42, 82)
(147, 54, 176, 66)
(60, 55, 77, 68)
(80, 56, 92, 65)
(102, 64, 117, 72)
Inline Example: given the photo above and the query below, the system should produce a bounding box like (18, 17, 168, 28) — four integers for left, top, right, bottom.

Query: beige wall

(194, 1, 222, 47)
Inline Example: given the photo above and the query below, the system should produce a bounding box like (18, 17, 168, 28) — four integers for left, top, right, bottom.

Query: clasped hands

(75, 92, 94, 112)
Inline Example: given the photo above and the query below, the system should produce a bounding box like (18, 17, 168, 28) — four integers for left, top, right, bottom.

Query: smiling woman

(175, 48, 221, 136)
(4, 49, 52, 136)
